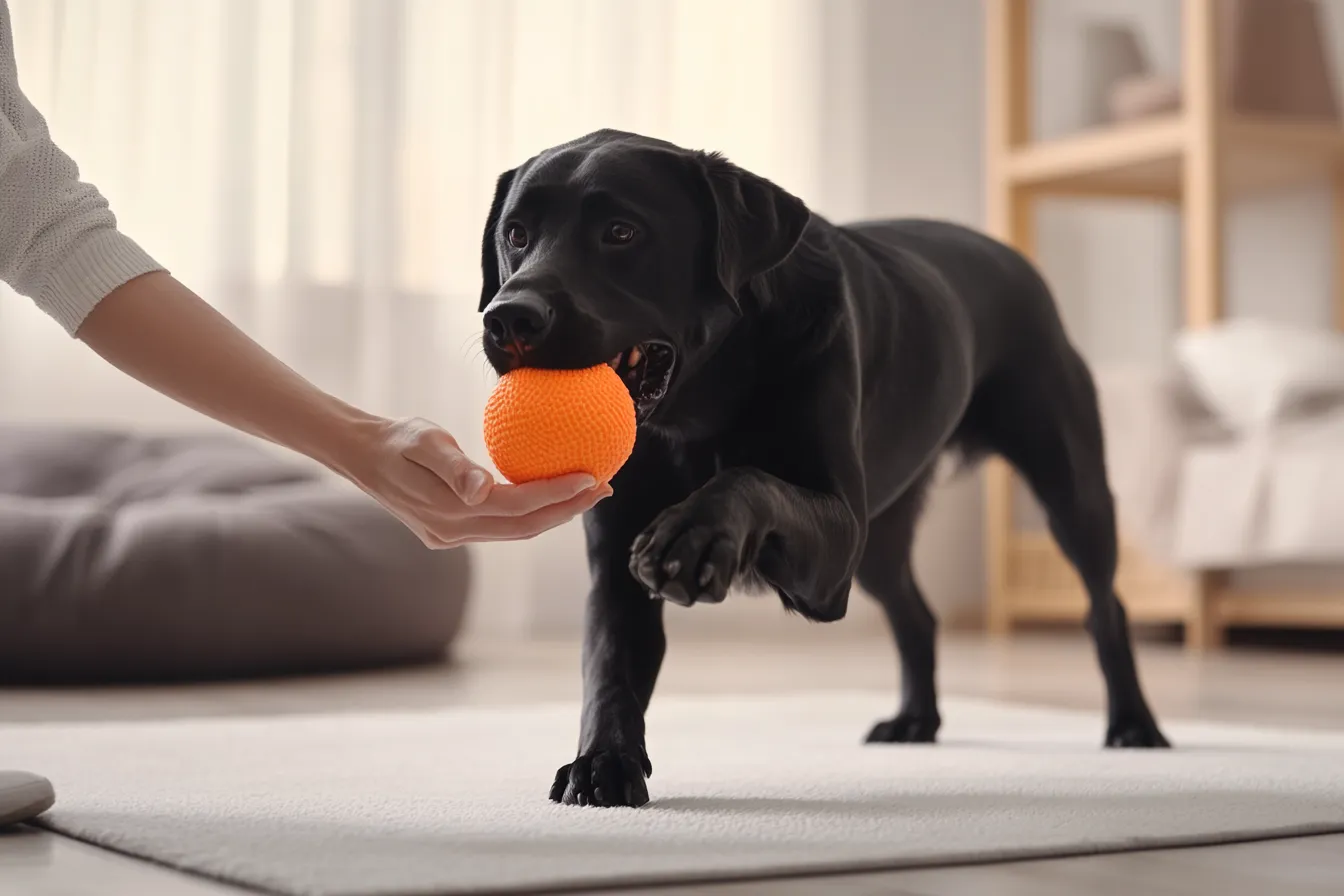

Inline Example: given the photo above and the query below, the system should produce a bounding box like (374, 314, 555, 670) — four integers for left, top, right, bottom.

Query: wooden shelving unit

(983, 0, 1344, 649)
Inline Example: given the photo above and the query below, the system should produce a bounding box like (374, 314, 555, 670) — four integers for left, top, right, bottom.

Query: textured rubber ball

(483, 365, 637, 484)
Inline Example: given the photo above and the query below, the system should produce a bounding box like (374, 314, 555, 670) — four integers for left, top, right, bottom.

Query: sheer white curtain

(0, 0, 859, 636)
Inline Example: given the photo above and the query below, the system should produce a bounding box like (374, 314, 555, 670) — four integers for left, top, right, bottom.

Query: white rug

(4, 693, 1344, 896)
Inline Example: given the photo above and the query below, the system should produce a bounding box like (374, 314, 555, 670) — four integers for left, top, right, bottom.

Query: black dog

(478, 129, 1170, 808)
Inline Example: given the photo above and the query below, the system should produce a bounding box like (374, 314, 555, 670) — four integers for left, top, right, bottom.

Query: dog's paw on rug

(864, 712, 941, 744)
(550, 746, 652, 808)
(1106, 715, 1172, 749)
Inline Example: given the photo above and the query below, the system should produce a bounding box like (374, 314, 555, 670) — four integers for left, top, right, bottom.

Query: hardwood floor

(2, 630, 1343, 895)
(636, 833, 1344, 896)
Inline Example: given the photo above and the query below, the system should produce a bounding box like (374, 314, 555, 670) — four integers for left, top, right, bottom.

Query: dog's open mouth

(608, 341, 676, 421)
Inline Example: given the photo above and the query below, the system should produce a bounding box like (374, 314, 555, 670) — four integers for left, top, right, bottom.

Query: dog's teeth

(628, 346, 643, 368)
(608, 354, 622, 370)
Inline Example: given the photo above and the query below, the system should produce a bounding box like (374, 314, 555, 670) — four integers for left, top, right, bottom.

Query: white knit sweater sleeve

(1, 1, 164, 335)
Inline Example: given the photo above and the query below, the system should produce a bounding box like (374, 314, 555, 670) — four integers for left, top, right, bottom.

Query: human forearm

(75, 270, 377, 472)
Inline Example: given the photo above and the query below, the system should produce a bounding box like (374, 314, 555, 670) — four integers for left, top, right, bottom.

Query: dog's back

(837, 217, 1071, 388)
(803, 216, 1081, 512)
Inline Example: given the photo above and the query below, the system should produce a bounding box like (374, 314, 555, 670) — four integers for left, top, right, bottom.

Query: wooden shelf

(1005, 113, 1344, 202)
(984, 0, 1344, 650)
(1008, 115, 1187, 200)
(1217, 589, 1344, 628)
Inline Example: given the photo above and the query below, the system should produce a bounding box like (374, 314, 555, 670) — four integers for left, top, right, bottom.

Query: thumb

(409, 432, 495, 506)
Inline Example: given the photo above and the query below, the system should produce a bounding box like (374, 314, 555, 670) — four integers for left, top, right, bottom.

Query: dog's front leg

(631, 465, 864, 622)
(550, 437, 699, 808)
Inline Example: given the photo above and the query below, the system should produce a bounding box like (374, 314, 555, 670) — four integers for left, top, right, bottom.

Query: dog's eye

(506, 224, 529, 249)
(605, 222, 638, 245)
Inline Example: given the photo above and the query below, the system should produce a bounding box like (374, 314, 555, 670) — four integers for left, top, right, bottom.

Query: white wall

(856, 0, 987, 624)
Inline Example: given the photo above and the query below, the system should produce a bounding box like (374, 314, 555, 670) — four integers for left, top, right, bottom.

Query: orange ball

(483, 365, 637, 485)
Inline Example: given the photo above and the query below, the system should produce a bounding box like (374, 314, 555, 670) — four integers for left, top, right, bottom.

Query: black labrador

(478, 129, 1170, 808)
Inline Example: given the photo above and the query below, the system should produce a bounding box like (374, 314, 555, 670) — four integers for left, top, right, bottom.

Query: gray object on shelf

(1110, 74, 1181, 123)
(1079, 21, 1152, 129)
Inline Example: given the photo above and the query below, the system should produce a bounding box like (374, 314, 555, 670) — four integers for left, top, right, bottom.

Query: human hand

(72, 273, 608, 545)
(340, 416, 611, 549)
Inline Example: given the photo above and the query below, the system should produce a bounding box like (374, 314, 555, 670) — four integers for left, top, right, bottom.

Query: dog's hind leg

(964, 348, 1169, 748)
(857, 470, 941, 744)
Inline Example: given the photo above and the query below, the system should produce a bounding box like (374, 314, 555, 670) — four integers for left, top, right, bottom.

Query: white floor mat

(3, 692, 1344, 895)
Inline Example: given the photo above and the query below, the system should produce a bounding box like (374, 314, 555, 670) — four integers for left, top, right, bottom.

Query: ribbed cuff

(37, 228, 167, 336)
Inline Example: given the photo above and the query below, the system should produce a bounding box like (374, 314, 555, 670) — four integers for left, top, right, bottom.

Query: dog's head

(478, 129, 811, 425)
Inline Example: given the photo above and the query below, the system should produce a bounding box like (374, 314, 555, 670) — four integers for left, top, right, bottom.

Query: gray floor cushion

(0, 425, 470, 684)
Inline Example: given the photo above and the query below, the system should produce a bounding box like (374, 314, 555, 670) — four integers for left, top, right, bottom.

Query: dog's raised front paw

(629, 502, 747, 606)
(1105, 717, 1171, 749)
(549, 747, 651, 807)
(864, 712, 941, 744)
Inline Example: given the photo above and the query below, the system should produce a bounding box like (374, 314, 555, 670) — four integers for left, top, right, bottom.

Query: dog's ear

(693, 151, 811, 307)
(479, 168, 518, 312)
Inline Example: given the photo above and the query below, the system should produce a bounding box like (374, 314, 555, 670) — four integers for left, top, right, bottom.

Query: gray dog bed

(0, 425, 470, 684)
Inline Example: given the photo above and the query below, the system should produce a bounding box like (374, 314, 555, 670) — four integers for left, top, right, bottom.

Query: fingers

(491, 484, 612, 538)
(476, 473, 600, 517)
(373, 417, 620, 548)
(403, 425, 600, 513)
(438, 484, 612, 545)
(405, 435, 496, 506)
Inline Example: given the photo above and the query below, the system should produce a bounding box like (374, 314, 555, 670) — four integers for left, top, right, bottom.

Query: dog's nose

(484, 294, 555, 352)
